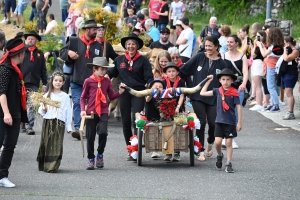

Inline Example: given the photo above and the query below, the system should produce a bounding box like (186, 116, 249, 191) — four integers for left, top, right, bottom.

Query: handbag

(59, 36, 79, 75)
(227, 54, 250, 107)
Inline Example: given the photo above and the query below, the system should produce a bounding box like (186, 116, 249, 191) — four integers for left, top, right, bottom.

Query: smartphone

(257, 36, 260, 42)
(247, 37, 253, 45)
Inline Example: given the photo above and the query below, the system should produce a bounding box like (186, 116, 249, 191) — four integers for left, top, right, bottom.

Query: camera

(257, 36, 260, 42)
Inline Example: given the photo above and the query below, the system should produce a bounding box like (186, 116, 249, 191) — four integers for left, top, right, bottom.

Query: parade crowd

(0, 0, 299, 188)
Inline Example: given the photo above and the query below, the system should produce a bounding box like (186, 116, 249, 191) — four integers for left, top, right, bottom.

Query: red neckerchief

(97, 38, 105, 44)
(140, 20, 145, 28)
(28, 46, 37, 62)
(160, 2, 167, 11)
(218, 86, 239, 112)
(80, 35, 96, 58)
(89, 73, 107, 116)
(124, 51, 141, 71)
(176, 59, 183, 67)
(165, 76, 181, 88)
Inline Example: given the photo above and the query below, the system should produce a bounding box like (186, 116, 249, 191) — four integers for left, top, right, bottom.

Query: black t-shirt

(158, 3, 169, 25)
(149, 41, 174, 50)
(254, 46, 264, 60)
(32, 1, 36, 8)
(145, 98, 160, 121)
(106, 0, 118, 5)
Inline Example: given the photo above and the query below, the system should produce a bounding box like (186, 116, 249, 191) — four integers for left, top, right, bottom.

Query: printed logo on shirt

(197, 66, 202, 71)
(120, 62, 126, 68)
(37, 53, 40, 57)
(229, 133, 233, 137)
(216, 69, 221, 74)
(95, 49, 100, 55)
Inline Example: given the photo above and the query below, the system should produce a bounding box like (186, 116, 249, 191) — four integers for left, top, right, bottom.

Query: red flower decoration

(157, 98, 177, 121)
(188, 120, 195, 129)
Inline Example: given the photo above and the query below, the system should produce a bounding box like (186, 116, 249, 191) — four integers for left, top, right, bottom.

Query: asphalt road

(0, 100, 300, 200)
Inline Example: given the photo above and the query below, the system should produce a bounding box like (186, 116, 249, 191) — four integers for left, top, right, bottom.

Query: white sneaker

(249, 105, 264, 111)
(232, 139, 239, 149)
(280, 100, 286, 106)
(0, 19, 7, 23)
(151, 152, 160, 158)
(0, 177, 15, 188)
(249, 101, 257, 106)
(221, 139, 226, 148)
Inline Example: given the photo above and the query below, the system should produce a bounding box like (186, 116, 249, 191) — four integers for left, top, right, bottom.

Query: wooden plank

(161, 125, 174, 154)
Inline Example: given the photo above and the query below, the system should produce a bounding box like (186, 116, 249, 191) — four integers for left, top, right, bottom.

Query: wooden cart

(136, 120, 195, 166)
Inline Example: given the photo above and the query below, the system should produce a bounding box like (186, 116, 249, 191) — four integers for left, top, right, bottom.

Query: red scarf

(176, 59, 183, 67)
(0, 43, 26, 111)
(124, 51, 141, 71)
(218, 86, 239, 112)
(160, 2, 167, 11)
(90, 74, 107, 116)
(97, 38, 105, 44)
(139, 20, 145, 28)
(27, 46, 36, 62)
(80, 35, 96, 58)
(165, 76, 181, 88)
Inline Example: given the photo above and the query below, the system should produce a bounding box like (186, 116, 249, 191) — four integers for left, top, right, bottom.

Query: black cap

(181, 17, 189, 26)
(160, 28, 170, 34)
(24, 31, 41, 41)
(149, 78, 166, 89)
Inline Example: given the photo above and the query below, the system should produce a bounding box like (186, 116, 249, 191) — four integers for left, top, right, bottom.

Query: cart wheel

(189, 129, 195, 166)
(137, 129, 143, 166)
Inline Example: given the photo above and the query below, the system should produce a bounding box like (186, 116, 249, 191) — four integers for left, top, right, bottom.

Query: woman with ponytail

(180, 36, 227, 162)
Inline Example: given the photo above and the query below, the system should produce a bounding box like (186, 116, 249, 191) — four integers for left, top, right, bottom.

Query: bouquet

(157, 99, 177, 121)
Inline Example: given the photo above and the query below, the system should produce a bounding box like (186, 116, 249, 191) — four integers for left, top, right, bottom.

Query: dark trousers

(119, 90, 145, 145)
(0, 118, 21, 179)
(192, 100, 216, 151)
(86, 114, 108, 159)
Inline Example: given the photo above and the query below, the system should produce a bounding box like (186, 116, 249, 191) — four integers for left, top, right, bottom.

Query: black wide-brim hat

(216, 68, 237, 81)
(121, 33, 144, 50)
(149, 78, 166, 89)
(6, 38, 26, 57)
(163, 62, 180, 73)
(24, 31, 41, 41)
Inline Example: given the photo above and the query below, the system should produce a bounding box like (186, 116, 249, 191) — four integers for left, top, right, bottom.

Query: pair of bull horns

(123, 78, 209, 97)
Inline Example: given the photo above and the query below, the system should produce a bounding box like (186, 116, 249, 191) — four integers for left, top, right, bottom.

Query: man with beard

(20, 31, 47, 135)
(149, 27, 174, 50)
(59, 20, 103, 140)
(95, 24, 118, 62)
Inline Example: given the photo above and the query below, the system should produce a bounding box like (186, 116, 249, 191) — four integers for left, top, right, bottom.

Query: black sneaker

(216, 153, 223, 169)
(13, 21, 16, 25)
(5, 20, 11, 25)
(71, 131, 81, 140)
(26, 128, 35, 135)
(225, 163, 234, 173)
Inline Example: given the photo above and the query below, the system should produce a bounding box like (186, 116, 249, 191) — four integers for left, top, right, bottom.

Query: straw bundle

(29, 92, 61, 108)
(174, 115, 187, 126)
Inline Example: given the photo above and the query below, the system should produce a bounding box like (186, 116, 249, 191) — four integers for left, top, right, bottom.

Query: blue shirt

(147, 26, 160, 42)
(213, 88, 240, 125)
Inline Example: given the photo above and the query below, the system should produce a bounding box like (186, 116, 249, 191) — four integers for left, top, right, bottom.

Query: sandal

(206, 145, 213, 157)
(197, 152, 205, 162)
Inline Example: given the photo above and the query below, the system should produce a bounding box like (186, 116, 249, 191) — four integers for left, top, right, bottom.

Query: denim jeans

(70, 82, 83, 130)
(61, 9, 68, 22)
(106, 3, 117, 13)
(29, 8, 37, 21)
(266, 67, 279, 105)
(25, 86, 38, 129)
(157, 24, 167, 31)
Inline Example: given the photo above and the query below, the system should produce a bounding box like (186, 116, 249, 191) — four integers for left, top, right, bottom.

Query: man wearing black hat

(0, 38, 28, 187)
(59, 20, 103, 140)
(176, 17, 194, 63)
(20, 31, 47, 135)
(149, 27, 174, 50)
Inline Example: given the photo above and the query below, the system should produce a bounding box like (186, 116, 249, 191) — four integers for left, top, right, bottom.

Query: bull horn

(123, 86, 152, 97)
(181, 77, 209, 94)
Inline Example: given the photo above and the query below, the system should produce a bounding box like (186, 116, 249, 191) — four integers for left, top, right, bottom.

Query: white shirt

(170, 1, 185, 19)
(38, 92, 73, 132)
(177, 27, 194, 58)
(45, 20, 58, 35)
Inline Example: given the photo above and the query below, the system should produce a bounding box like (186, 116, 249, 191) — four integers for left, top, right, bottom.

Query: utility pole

(266, 0, 272, 20)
